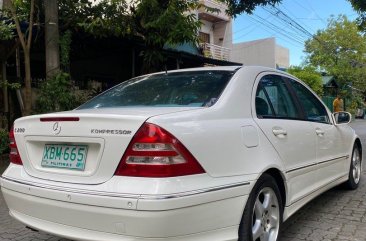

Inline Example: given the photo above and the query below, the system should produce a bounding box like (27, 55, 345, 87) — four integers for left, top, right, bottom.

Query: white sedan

(1, 66, 361, 241)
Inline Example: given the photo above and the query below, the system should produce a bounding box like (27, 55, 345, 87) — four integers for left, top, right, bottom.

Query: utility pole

(2, 0, 10, 9)
(45, 0, 60, 79)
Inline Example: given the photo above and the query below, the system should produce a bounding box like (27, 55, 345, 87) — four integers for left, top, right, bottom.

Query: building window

(199, 32, 210, 44)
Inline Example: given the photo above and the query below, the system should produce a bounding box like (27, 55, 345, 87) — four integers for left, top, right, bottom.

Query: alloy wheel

(252, 187, 280, 241)
(352, 147, 361, 184)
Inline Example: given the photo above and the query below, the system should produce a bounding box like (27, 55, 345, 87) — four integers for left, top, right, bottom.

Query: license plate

(41, 144, 88, 171)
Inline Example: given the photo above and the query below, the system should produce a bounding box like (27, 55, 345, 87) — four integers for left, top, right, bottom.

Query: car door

(287, 78, 349, 185)
(253, 74, 318, 204)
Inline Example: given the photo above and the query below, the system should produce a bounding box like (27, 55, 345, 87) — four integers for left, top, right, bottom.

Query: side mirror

(333, 111, 351, 125)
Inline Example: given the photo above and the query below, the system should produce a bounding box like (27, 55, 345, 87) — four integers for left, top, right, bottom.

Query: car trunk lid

(13, 107, 199, 184)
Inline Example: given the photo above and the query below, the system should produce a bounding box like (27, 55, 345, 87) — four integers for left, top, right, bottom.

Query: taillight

(9, 126, 22, 165)
(115, 123, 205, 177)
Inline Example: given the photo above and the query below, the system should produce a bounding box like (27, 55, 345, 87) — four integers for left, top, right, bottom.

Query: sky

(233, 0, 358, 66)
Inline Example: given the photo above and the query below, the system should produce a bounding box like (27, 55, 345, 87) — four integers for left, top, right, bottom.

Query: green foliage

(223, 0, 281, 16)
(348, 0, 366, 30)
(287, 66, 324, 96)
(0, 6, 14, 41)
(133, 0, 202, 46)
(35, 72, 80, 113)
(133, 0, 203, 71)
(58, 0, 96, 30)
(0, 14, 15, 40)
(59, 0, 283, 72)
(340, 87, 364, 116)
(60, 30, 72, 71)
(76, 0, 131, 37)
(349, 0, 366, 10)
(0, 129, 9, 155)
(4, 0, 41, 38)
(0, 80, 21, 90)
(76, 0, 205, 72)
(304, 15, 366, 92)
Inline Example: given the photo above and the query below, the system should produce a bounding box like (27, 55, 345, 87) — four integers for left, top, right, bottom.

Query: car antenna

(165, 65, 168, 75)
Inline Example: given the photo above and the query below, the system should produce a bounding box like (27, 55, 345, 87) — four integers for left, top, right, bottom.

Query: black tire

(345, 144, 362, 190)
(239, 174, 283, 241)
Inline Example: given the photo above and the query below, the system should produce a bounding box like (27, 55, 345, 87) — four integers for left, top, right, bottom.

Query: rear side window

(78, 71, 235, 109)
(256, 75, 300, 119)
(287, 78, 331, 124)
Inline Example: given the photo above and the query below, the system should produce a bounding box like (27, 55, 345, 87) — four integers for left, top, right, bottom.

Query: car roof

(150, 65, 286, 75)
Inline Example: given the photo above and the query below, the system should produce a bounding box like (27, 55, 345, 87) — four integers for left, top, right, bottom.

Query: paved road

(0, 120, 366, 241)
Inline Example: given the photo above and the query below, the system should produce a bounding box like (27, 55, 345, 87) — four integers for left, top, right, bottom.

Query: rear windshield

(77, 70, 235, 109)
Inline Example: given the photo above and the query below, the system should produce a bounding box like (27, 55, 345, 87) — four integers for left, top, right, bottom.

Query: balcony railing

(201, 43, 230, 61)
(198, 0, 230, 22)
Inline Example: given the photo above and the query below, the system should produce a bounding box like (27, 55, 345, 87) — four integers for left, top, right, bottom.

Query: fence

(322, 96, 348, 112)
(201, 43, 231, 61)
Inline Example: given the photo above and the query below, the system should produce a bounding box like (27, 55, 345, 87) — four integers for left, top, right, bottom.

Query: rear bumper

(1, 175, 251, 240)
(8, 209, 240, 241)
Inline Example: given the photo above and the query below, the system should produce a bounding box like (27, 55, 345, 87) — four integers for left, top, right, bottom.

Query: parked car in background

(1, 66, 361, 241)
(355, 108, 365, 119)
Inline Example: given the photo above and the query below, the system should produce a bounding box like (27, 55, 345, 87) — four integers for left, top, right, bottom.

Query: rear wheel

(239, 174, 282, 241)
(345, 144, 362, 190)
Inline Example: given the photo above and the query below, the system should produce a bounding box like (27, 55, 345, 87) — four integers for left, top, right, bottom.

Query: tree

(348, 0, 366, 30)
(0, 7, 16, 128)
(1, 0, 286, 115)
(3, 0, 40, 116)
(77, 0, 283, 73)
(78, 0, 202, 72)
(0, 17, 14, 41)
(1, 0, 84, 115)
(131, 0, 203, 72)
(287, 66, 323, 96)
(304, 15, 366, 91)
(224, 0, 281, 16)
(349, 0, 366, 12)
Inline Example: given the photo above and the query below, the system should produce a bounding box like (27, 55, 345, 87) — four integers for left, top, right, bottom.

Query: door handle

(315, 128, 325, 136)
(272, 127, 287, 137)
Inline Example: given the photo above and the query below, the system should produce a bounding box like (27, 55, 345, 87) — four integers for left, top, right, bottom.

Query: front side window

(287, 78, 331, 124)
(78, 71, 235, 109)
(256, 75, 300, 119)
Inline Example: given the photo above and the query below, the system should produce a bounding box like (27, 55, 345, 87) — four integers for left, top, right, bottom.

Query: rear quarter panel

(148, 68, 285, 178)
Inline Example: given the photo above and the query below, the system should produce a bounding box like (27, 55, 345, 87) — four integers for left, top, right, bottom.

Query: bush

(35, 72, 92, 114)
(0, 129, 8, 155)
(342, 89, 364, 116)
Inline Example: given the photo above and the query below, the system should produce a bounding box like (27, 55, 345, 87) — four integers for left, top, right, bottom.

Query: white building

(196, 3, 290, 68)
(230, 37, 290, 69)
(196, 0, 233, 61)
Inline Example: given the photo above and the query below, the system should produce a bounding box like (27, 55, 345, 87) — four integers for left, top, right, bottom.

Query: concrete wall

(199, 18, 232, 50)
(198, 0, 229, 22)
(231, 38, 276, 68)
(200, 20, 214, 44)
(275, 44, 290, 68)
(231, 37, 290, 68)
(213, 20, 232, 50)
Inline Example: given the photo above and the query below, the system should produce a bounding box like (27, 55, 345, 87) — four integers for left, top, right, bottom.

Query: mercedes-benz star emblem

(53, 122, 62, 135)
